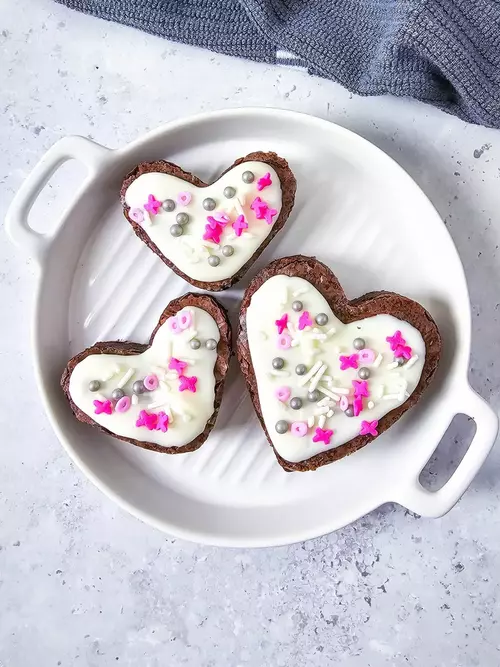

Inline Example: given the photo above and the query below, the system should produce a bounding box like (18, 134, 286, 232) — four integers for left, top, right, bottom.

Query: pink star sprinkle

(352, 380, 369, 398)
(250, 196, 268, 219)
(298, 311, 313, 330)
(264, 206, 277, 225)
(177, 191, 192, 206)
(206, 214, 228, 229)
(169, 357, 188, 375)
(177, 310, 192, 330)
(166, 315, 181, 334)
(353, 396, 363, 417)
(129, 208, 144, 223)
(144, 194, 162, 215)
(136, 410, 158, 430)
(358, 348, 376, 365)
(312, 427, 334, 445)
(277, 333, 292, 350)
(340, 395, 349, 411)
(156, 411, 169, 432)
(232, 214, 248, 237)
(203, 223, 223, 244)
(360, 419, 379, 437)
(179, 375, 198, 393)
(339, 353, 359, 370)
(93, 399, 113, 415)
(386, 330, 406, 351)
(256, 172, 272, 191)
(394, 344, 412, 360)
(275, 313, 288, 334)
(275, 386, 291, 402)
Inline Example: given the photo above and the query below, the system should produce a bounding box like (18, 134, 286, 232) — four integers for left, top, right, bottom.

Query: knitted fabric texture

(57, 0, 500, 127)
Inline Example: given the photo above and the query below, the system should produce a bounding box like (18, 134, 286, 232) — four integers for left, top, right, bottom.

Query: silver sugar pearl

(290, 397, 303, 410)
(111, 388, 124, 401)
(275, 420, 288, 434)
(208, 255, 220, 267)
(295, 363, 307, 376)
(133, 380, 145, 395)
(223, 186, 236, 198)
(345, 407, 354, 417)
(358, 367, 370, 380)
(190, 338, 201, 350)
(353, 337, 365, 350)
(88, 380, 101, 392)
(170, 223, 183, 237)
(162, 199, 176, 212)
(202, 197, 216, 211)
(397, 356, 407, 366)
(176, 212, 189, 225)
(292, 300, 303, 312)
(221, 245, 234, 257)
(315, 313, 329, 326)
(307, 389, 320, 402)
(272, 357, 285, 370)
(205, 338, 217, 351)
(242, 170, 254, 184)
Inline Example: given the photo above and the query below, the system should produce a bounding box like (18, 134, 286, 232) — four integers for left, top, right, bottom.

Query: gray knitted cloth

(58, 0, 500, 128)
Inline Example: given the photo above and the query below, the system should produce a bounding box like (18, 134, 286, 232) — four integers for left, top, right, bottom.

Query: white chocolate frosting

(124, 161, 283, 283)
(68, 307, 220, 448)
(246, 276, 426, 463)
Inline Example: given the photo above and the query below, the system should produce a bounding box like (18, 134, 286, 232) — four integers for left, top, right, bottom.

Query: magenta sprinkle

(352, 379, 369, 398)
(394, 343, 413, 360)
(353, 396, 363, 417)
(386, 330, 406, 351)
(263, 206, 277, 225)
(203, 222, 223, 244)
(312, 427, 334, 445)
(156, 411, 169, 432)
(93, 399, 113, 415)
(256, 172, 272, 191)
(339, 353, 359, 371)
(298, 311, 313, 330)
(275, 313, 288, 334)
(360, 419, 379, 436)
(169, 357, 188, 375)
(136, 409, 158, 430)
(232, 214, 248, 237)
(179, 375, 197, 393)
(144, 194, 162, 215)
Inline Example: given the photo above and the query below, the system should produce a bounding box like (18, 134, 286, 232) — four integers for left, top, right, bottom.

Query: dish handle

(5, 135, 111, 265)
(395, 384, 498, 517)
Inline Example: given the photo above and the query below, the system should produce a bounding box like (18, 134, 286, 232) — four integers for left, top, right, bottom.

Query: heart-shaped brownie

(61, 294, 231, 453)
(237, 256, 441, 472)
(121, 152, 296, 291)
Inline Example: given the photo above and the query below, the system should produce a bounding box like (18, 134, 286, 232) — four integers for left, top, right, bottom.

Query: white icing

(69, 307, 220, 448)
(124, 162, 283, 283)
(246, 276, 427, 463)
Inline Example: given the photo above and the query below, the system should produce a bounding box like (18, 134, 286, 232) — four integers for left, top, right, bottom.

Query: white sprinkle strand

(178, 357, 195, 364)
(367, 400, 375, 410)
(309, 364, 328, 391)
(329, 386, 350, 395)
(116, 368, 135, 389)
(317, 386, 341, 401)
(318, 415, 327, 429)
(404, 354, 419, 369)
(159, 380, 171, 393)
(387, 361, 400, 370)
(165, 372, 178, 380)
(311, 333, 327, 341)
(94, 393, 107, 402)
(326, 409, 334, 418)
(292, 287, 308, 297)
(383, 393, 400, 400)
(373, 353, 383, 368)
(131, 394, 139, 405)
(297, 360, 323, 386)
(317, 397, 334, 407)
(100, 364, 121, 382)
(326, 327, 337, 337)
(307, 415, 315, 428)
(147, 399, 169, 410)
(314, 407, 330, 416)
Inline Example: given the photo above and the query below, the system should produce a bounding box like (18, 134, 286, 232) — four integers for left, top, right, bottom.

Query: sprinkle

(101, 364, 121, 382)
(275, 386, 291, 402)
(136, 409, 158, 430)
(383, 393, 400, 400)
(317, 397, 334, 407)
(318, 415, 327, 429)
(94, 393, 107, 403)
(292, 288, 308, 297)
(131, 394, 139, 405)
(144, 194, 162, 215)
(404, 354, 419, 369)
(395, 344, 413, 360)
(156, 411, 169, 432)
(257, 172, 272, 191)
(326, 328, 337, 337)
(352, 380, 369, 398)
(309, 364, 328, 391)
(177, 311, 192, 330)
(232, 214, 248, 237)
(340, 354, 359, 371)
(93, 399, 113, 415)
(307, 415, 315, 428)
(129, 207, 144, 223)
(316, 386, 341, 401)
(260, 331, 268, 341)
(165, 372, 178, 380)
(179, 376, 197, 393)
(269, 369, 291, 377)
(143, 374, 159, 391)
(116, 396, 131, 413)
(311, 333, 327, 341)
(386, 361, 400, 370)
(298, 311, 313, 330)
(169, 357, 188, 375)
(367, 400, 375, 409)
(329, 386, 350, 395)
(339, 395, 349, 411)
(326, 409, 334, 418)
(312, 427, 333, 445)
(291, 421, 308, 437)
(152, 366, 167, 377)
(314, 407, 330, 416)
(353, 396, 363, 416)
(373, 353, 383, 368)
(297, 360, 322, 386)
(291, 340, 300, 348)
(358, 348, 376, 365)
(322, 375, 333, 383)
(178, 357, 195, 364)
(279, 287, 288, 306)
(147, 399, 170, 410)
(360, 419, 379, 436)
(386, 330, 406, 351)
(159, 380, 171, 393)
(177, 191, 192, 206)
(275, 313, 288, 334)
(277, 333, 292, 350)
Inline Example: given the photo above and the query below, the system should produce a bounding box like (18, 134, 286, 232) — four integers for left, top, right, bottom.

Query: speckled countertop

(1, 1, 500, 665)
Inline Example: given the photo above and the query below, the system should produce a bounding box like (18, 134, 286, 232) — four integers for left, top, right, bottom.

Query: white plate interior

(33, 110, 470, 545)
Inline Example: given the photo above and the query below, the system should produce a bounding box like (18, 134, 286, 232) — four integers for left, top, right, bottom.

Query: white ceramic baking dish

(6, 108, 498, 546)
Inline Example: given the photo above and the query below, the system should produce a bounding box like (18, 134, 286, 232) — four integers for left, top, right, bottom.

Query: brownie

(61, 293, 232, 454)
(237, 255, 442, 472)
(120, 151, 296, 291)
